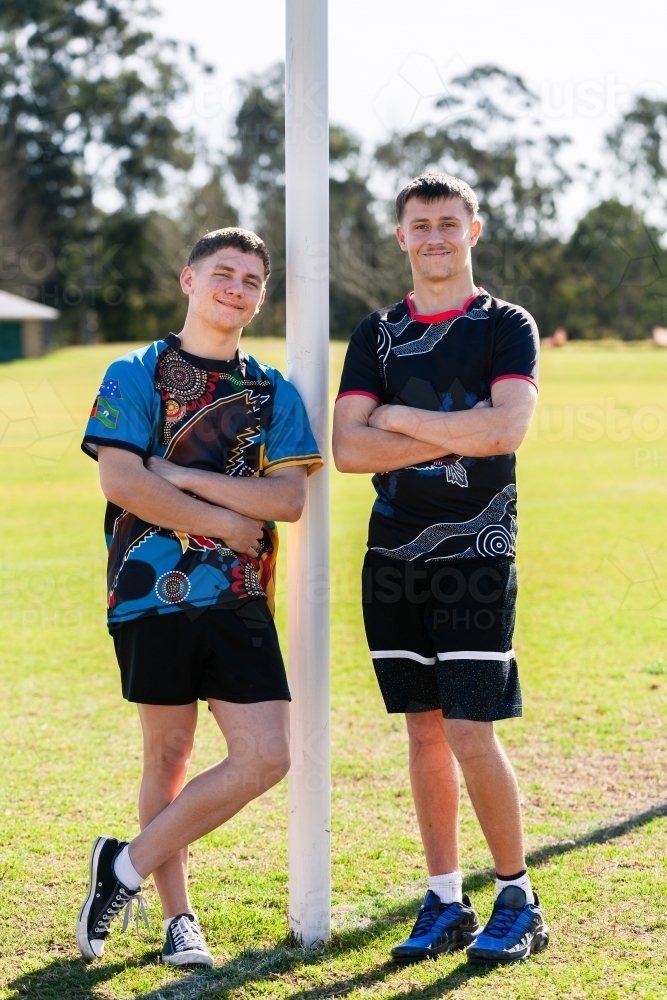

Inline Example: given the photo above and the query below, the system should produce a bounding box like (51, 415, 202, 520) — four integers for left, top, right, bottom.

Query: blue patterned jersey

(337, 290, 538, 562)
(82, 335, 322, 625)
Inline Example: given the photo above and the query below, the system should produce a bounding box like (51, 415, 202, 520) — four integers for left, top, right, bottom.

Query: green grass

(1, 338, 667, 999)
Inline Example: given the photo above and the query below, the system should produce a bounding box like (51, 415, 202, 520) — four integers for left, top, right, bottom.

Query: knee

(144, 728, 195, 778)
(445, 719, 494, 763)
(229, 729, 291, 790)
(407, 710, 447, 752)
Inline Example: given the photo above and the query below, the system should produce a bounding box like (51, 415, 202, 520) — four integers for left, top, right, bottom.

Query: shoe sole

(392, 927, 481, 964)
(76, 836, 109, 962)
(466, 925, 550, 964)
(162, 950, 214, 968)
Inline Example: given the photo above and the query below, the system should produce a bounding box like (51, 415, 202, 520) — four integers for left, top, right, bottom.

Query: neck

(177, 312, 242, 360)
(411, 269, 476, 317)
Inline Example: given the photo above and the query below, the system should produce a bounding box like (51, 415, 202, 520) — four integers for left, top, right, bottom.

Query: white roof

(0, 290, 59, 320)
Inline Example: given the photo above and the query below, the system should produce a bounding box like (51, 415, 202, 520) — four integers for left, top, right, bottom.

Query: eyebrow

(212, 265, 263, 282)
(410, 216, 462, 223)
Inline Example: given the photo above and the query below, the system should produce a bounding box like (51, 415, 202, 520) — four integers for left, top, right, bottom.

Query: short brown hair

(395, 173, 479, 223)
(187, 227, 271, 279)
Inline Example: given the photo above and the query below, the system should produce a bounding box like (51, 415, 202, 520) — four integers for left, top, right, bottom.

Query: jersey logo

(93, 397, 120, 429)
(407, 456, 469, 488)
(392, 308, 488, 357)
(98, 377, 123, 399)
(371, 484, 516, 561)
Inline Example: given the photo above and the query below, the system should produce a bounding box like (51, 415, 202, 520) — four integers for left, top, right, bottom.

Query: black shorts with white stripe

(362, 550, 521, 721)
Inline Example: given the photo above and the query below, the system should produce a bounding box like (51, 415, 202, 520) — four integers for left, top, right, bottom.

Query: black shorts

(362, 551, 521, 721)
(110, 601, 291, 706)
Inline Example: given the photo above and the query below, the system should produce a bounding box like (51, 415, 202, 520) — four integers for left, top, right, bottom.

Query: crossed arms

(97, 447, 307, 557)
(332, 378, 537, 473)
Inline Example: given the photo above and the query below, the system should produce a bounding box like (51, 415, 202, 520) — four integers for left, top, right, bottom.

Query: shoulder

(242, 354, 304, 401)
(242, 353, 283, 385)
(105, 339, 169, 376)
(99, 339, 169, 395)
(483, 294, 538, 333)
(349, 300, 407, 343)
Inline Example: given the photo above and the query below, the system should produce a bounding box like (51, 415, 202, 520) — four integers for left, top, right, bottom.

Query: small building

(0, 290, 60, 363)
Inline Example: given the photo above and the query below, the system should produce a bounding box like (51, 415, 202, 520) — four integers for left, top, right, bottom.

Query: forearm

(334, 424, 450, 474)
(102, 465, 237, 539)
(167, 468, 303, 522)
(399, 407, 513, 457)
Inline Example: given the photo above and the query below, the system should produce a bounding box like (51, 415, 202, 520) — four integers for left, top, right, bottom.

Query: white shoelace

(94, 885, 135, 935)
(122, 892, 150, 936)
(170, 915, 208, 954)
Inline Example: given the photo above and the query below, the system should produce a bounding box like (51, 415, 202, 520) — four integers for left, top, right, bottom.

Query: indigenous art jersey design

(83, 335, 322, 625)
(337, 290, 538, 561)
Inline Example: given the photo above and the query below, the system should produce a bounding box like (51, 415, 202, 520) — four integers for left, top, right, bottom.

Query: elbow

(333, 444, 358, 473)
(487, 431, 525, 456)
(100, 480, 132, 509)
(280, 501, 305, 523)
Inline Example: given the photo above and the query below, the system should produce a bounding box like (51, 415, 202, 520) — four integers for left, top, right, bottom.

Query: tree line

(1, 0, 667, 343)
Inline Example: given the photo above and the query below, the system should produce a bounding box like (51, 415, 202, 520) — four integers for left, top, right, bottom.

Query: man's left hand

(368, 404, 417, 435)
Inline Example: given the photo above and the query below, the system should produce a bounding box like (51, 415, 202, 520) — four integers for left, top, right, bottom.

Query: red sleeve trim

(335, 390, 381, 403)
(490, 374, 538, 390)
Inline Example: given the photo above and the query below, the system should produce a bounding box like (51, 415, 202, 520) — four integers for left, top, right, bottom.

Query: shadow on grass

(9, 802, 666, 1000)
(6, 953, 160, 1000)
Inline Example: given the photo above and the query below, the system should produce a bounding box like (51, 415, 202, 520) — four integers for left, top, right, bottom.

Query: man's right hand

(98, 446, 265, 558)
(217, 509, 264, 558)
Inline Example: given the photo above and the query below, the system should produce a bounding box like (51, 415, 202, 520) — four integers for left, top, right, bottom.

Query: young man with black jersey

(76, 228, 321, 966)
(333, 174, 549, 964)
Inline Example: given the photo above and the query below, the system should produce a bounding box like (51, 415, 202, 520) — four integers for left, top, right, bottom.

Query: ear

(470, 218, 482, 247)
(395, 224, 409, 253)
(180, 265, 195, 295)
(255, 285, 267, 314)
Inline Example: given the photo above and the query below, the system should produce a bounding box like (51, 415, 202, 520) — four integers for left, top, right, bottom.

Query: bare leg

(406, 710, 460, 874)
(128, 699, 290, 879)
(137, 702, 198, 919)
(445, 719, 525, 875)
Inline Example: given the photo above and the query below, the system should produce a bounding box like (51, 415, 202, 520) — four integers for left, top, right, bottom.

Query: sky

(153, 0, 667, 234)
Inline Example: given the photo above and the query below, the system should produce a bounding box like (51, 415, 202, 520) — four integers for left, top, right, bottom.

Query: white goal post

(285, 0, 331, 947)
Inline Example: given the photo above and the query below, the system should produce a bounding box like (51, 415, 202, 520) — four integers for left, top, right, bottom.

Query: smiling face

(396, 196, 482, 283)
(180, 246, 267, 335)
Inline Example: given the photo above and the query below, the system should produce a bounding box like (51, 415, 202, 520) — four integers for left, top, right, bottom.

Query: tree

(227, 64, 396, 338)
(0, 0, 196, 341)
(559, 200, 667, 339)
(374, 65, 572, 243)
(607, 96, 667, 219)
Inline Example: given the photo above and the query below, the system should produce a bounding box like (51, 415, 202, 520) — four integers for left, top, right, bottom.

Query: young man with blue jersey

(333, 174, 549, 965)
(77, 228, 321, 967)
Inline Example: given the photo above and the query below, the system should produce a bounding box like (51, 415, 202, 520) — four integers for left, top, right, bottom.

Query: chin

(210, 307, 247, 330)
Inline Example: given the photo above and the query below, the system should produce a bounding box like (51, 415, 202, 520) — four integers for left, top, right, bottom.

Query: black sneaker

(76, 836, 141, 961)
(162, 913, 214, 967)
(466, 885, 550, 963)
(391, 891, 481, 963)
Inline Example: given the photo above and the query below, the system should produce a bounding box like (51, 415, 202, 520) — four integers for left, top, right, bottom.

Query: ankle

(427, 871, 463, 904)
(495, 867, 534, 905)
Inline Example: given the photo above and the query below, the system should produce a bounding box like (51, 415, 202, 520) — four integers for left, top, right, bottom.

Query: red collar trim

(406, 288, 484, 323)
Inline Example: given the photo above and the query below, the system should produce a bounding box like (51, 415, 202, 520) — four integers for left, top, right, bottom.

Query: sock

(427, 871, 463, 905)
(163, 913, 194, 932)
(112, 844, 144, 892)
(495, 867, 534, 904)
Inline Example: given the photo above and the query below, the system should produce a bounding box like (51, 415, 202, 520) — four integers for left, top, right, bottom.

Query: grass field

(1, 338, 667, 1000)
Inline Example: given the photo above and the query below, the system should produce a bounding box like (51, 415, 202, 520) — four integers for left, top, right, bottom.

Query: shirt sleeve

(261, 371, 323, 476)
(337, 314, 384, 402)
(490, 305, 539, 389)
(81, 350, 158, 461)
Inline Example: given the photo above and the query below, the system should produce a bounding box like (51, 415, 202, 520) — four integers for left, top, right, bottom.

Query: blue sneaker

(466, 885, 549, 963)
(391, 890, 480, 963)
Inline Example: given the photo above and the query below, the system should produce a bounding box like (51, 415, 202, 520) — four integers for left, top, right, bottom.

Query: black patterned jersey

(337, 290, 538, 561)
(82, 335, 322, 625)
